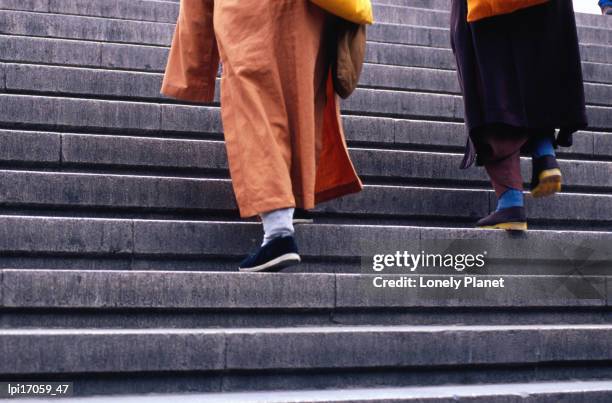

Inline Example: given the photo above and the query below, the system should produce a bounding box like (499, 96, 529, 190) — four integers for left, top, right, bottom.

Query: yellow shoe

(476, 207, 528, 231)
(530, 156, 562, 198)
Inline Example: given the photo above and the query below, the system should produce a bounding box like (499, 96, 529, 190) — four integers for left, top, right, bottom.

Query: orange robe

(161, 0, 363, 217)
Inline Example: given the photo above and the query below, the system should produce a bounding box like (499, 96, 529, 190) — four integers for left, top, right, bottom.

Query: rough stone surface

(0, 329, 225, 374)
(0, 129, 60, 163)
(0, 216, 132, 254)
(1, 270, 336, 309)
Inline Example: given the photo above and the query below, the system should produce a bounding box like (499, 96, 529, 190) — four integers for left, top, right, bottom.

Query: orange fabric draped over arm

(161, 0, 219, 103)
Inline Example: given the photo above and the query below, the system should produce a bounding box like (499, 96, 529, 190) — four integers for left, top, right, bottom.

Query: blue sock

(532, 137, 555, 159)
(496, 189, 524, 211)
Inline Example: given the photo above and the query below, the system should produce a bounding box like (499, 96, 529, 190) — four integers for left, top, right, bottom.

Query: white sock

(260, 208, 295, 246)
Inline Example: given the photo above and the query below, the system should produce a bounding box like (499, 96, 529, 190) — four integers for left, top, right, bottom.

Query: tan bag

(333, 19, 366, 99)
(467, 0, 549, 22)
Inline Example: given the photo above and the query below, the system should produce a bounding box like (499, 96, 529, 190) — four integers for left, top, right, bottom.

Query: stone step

(3, 62, 611, 106)
(0, 0, 179, 23)
(3, 130, 612, 192)
(1, 216, 611, 274)
(366, 40, 612, 70)
(2, 269, 611, 329)
(2, 34, 611, 72)
(2, 269, 608, 312)
(3, 1, 450, 28)
(376, 1, 612, 29)
(2, 171, 612, 227)
(3, 0, 610, 32)
(367, 22, 612, 50)
(0, 10, 610, 49)
(0, 10, 175, 46)
(15, 381, 612, 403)
(375, 0, 449, 8)
(0, 1, 447, 30)
(2, 324, 612, 376)
(381, 0, 612, 30)
(1, 93, 610, 136)
(0, 104, 603, 156)
(5, 1, 433, 27)
(1, 122, 606, 168)
(373, 4, 612, 30)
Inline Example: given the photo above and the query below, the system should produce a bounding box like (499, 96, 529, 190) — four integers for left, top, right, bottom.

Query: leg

(261, 208, 295, 246)
(214, 0, 329, 218)
(485, 148, 525, 201)
(239, 207, 301, 272)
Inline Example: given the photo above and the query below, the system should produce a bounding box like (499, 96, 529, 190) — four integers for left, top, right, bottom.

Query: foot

(530, 155, 562, 198)
(476, 206, 527, 231)
(239, 236, 301, 272)
(293, 208, 314, 224)
(603, 6, 612, 15)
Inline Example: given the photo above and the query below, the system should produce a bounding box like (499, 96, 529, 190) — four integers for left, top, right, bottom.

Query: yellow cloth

(310, 0, 374, 24)
(467, 0, 549, 22)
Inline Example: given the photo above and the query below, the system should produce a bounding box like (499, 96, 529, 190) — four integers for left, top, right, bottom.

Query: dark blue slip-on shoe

(293, 208, 314, 224)
(239, 236, 301, 272)
(476, 206, 527, 231)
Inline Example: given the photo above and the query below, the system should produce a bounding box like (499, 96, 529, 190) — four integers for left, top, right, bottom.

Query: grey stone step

(3, 62, 611, 106)
(1, 92, 611, 135)
(0, 171, 485, 220)
(2, 116, 612, 192)
(379, 0, 612, 29)
(0, 9, 610, 49)
(376, 1, 612, 29)
(4, 0, 610, 33)
(1, 216, 611, 269)
(367, 40, 612, 71)
(2, 270, 609, 311)
(375, 0, 449, 8)
(374, 4, 612, 30)
(368, 22, 612, 50)
(2, 171, 612, 226)
(377, 0, 456, 9)
(2, 269, 610, 328)
(341, 90, 612, 129)
(245, 30, 570, 67)
(0, 0, 179, 23)
(2, 1, 440, 27)
(0, 94, 162, 132)
(1, 98, 609, 168)
(0, 9, 175, 46)
(4, 298, 612, 329)
(2, 324, 612, 375)
(352, 148, 612, 192)
(3, 130, 612, 192)
(16, 381, 612, 403)
(0, 1, 447, 30)
(374, 4, 449, 28)
(2, 34, 611, 72)
(1, 112, 605, 169)
(0, 35, 171, 72)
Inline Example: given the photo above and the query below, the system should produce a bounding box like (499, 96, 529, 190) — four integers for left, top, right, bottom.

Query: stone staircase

(1, 0, 612, 400)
